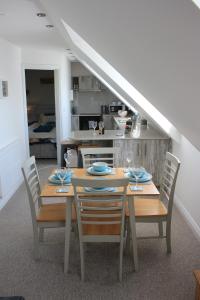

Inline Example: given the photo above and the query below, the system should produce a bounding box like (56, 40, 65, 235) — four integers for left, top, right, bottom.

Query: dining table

(40, 167, 160, 273)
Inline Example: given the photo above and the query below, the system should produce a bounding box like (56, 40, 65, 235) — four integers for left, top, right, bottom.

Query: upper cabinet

(72, 76, 103, 92)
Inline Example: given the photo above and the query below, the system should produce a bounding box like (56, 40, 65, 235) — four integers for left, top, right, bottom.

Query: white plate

(87, 166, 113, 176)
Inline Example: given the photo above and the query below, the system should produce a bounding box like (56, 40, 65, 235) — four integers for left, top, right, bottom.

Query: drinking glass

(91, 121, 97, 135)
(56, 168, 66, 187)
(55, 168, 69, 193)
(125, 152, 132, 172)
(64, 149, 72, 172)
(131, 167, 143, 191)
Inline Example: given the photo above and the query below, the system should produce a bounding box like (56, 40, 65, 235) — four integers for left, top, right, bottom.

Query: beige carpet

(0, 162, 199, 299)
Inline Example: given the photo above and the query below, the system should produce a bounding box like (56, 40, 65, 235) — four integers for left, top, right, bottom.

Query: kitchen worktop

(71, 114, 101, 116)
(69, 126, 169, 141)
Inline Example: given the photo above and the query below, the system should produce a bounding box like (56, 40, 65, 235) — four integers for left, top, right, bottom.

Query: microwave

(109, 104, 126, 113)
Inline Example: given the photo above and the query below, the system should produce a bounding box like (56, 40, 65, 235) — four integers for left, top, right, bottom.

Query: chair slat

(80, 213, 121, 218)
(81, 220, 121, 225)
(27, 168, 38, 181)
(80, 147, 118, 168)
(80, 206, 122, 211)
(163, 169, 174, 180)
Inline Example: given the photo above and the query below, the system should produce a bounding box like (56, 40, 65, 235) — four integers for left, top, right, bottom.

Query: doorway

(25, 69, 57, 164)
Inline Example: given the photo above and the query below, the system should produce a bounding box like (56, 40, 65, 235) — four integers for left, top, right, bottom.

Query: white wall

(0, 38, 26, 208)
(21, 48, 72, 164)
(173, 137, 200, 238)
(40, 0, 200, 150)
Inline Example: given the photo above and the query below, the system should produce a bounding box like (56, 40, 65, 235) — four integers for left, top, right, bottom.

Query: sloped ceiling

(38, 0, 200, 150)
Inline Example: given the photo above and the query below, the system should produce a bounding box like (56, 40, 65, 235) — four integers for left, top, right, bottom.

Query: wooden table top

(40, 168, 160, 198)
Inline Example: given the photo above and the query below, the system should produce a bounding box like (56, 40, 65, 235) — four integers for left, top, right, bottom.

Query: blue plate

(48, 174, 71, 185)
(84, 187, 116, 192)
(128, 172, 152, 183)
(87, 166, 113, 176)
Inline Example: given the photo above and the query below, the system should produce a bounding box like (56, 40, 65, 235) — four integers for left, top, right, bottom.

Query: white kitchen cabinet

(113, 138, 171, 185)
(74, 76, 103, 92)
(71, 116, 79, 131)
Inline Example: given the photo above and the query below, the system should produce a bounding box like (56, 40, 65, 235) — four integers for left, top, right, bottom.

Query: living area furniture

(21, 156, 76, 259)
(72, 177, 129, 281)
(40, 168, 160, 275)
(126, 152, 180, 253)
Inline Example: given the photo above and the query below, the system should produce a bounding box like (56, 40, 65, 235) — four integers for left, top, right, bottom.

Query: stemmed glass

(125, 152, 132, 173)
(55, 168, 68, 192)
(91, 121, 97, 135)
(131, 167, 144, 191)
(64, 149, 72, 173)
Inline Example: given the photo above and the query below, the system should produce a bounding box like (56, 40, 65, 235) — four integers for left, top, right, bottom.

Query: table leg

(64, 197, 72, 273)
(128, 195, 138, 271)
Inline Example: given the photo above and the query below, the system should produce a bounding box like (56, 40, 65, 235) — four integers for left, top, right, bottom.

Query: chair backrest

(71, 177, 129, 241)
(80, 147, 118, 168)
(160, 152, 180, 215)
(21, 156, 41, 222)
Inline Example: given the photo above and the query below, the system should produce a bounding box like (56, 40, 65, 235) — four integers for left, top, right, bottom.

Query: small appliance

(109, 104, 126, 113)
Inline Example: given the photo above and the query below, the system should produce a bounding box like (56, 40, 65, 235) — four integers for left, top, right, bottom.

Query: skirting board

(175, 194, 200, 243)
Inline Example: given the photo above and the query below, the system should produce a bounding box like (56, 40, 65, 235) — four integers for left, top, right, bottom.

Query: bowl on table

(92, 162, 108, 172)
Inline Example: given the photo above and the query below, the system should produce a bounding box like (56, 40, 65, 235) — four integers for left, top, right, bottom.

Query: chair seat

(126, 197, 167, 218)
(37, 203, 76, 222)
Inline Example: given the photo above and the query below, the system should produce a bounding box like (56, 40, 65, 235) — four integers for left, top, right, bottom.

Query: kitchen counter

(71, 114, 101, 116)
(70, 126, 169, 141)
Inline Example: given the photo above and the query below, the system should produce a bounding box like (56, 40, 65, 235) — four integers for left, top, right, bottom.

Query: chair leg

(39, 228, 44, 242)
(158, 221, 163, 238)
(119, 238, 124, 282)
(73, 223, 79, 239)
(166, 221, 171, 253)
(125, 218, 131, 255)
(80, 241, 85, 281)
(33, 226, 40, 260)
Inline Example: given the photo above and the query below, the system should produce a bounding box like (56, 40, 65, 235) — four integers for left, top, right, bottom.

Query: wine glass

(56, 168, 66, 187)
(132, 167, 144, 191)
(91, 121, 97, 135)
(64, 149, 72, 172)
(125, 152, 132, 172)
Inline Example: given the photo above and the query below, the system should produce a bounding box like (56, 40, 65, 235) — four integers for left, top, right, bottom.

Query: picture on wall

(0, 80, 8, 98)
(2, 81, 8, 97)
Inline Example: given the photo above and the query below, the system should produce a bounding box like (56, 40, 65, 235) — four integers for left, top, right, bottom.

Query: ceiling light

(46, 24, 54, 28)
(37, 12, 46, 17)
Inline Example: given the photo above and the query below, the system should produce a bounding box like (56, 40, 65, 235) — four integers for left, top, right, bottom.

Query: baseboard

(0, 177, 23, 210)
(174, 194, 200, 243)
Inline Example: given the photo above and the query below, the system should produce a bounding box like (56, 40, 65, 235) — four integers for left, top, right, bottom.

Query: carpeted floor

(0, 162, 199, 300)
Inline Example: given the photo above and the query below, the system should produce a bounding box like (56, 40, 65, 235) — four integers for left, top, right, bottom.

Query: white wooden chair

(71, 177, 129, 281)
(126, 152, 180, 253)
(80, 147, 118, 168)
(21, 156, 76, 259)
